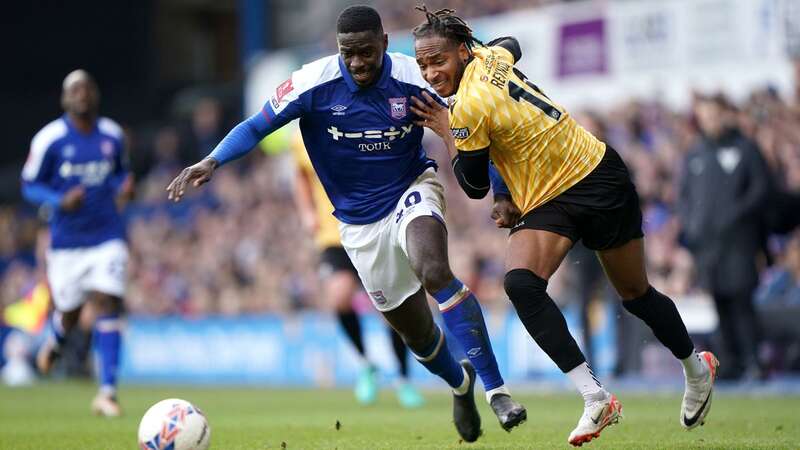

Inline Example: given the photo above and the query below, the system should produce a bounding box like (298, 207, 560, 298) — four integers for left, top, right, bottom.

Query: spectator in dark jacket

(678, 95, 770, 380)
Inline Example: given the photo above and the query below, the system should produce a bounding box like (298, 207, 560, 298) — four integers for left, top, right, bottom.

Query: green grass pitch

(1, 382, 798, 449)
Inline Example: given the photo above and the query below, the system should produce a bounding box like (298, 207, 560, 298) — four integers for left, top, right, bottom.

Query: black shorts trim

(509, 145, 644, 251)
(319, 246, 358, 277)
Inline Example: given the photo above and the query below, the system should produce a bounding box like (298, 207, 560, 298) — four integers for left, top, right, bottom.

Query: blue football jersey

(261, 52, 439, 224)
(22, 115, 128, 249)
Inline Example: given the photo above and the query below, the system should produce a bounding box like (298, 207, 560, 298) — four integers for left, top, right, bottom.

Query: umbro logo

(331, 104, 347, 116)
(466, 347, 482, 357)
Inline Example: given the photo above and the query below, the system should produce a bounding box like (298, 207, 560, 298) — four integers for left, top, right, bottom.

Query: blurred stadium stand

(2, 0, 800, 385)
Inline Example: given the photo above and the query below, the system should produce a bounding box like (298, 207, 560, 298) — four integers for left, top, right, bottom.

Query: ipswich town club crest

(389, 97, 407, 119)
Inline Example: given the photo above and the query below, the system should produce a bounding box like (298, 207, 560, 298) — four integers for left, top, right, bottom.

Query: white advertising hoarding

(247, 0, 796, 115)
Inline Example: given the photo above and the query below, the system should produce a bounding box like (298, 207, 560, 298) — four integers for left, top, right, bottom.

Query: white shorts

(339, 168, 446, 312)
(46, 238, 129, 312)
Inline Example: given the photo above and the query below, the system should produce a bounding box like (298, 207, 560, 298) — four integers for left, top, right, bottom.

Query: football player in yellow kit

(409, 6, 718, 447)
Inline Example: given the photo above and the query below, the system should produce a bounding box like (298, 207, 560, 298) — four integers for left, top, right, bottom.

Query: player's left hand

(115, 174, 135, 211)
(491, 194, 521, 228)
(410, 91, 450, 140)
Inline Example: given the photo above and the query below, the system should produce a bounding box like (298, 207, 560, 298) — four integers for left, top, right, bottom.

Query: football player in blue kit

(22, 70, 133, 417)
(166, 5, 525, 442)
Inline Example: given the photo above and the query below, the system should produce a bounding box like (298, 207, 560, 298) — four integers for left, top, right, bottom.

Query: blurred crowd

(373, 0, 557, 32)
(307, 0, 560, 54)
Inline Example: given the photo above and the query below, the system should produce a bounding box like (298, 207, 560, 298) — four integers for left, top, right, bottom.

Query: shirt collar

(338, 53, 392, 93)
(454, 55, 478, 100)
(62, 113, 98, 136)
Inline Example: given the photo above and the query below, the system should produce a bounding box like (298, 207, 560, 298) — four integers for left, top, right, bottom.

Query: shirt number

(507, 79, 561, 121)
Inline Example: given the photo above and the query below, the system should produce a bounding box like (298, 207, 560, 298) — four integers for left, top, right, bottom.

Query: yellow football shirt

(290, 132, 342, 249)
(450, 46, 606, 215)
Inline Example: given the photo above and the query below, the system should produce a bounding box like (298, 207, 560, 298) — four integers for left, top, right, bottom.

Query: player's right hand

(166, 157, 218, 202)
(60, 185, 85, 212)
(491, 194, 521, 228)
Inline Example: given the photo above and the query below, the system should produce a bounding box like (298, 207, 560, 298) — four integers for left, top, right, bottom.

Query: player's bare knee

(419, 262, 454, 294)
(91, 293, 123, 316)
(332, 299, 354, 313)
(389, 306, 438, 355)
(404, 322, 439, 356)
(326, 275, 356, 311)
(60, 308, 82, 330)
(617, 283, 650, 301)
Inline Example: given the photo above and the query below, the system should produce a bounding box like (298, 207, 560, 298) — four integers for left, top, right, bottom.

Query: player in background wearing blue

(167, 5, 525, 442)
(21, 70, 133, 417)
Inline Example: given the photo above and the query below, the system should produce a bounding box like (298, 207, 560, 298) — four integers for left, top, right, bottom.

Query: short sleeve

(261, 55, 340, 128)
(261, 74, 305, 128)
(22, 122, 65, 182)
(21, 142, 54, 183)
(450, 102, 490, 152)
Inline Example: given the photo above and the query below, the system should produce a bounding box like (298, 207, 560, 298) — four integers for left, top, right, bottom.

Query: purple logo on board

(557, 18, 607, 78)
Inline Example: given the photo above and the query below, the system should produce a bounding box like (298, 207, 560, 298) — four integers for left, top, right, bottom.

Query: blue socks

(411, 325, 465, 390)
(432, 279, 504, 391)
(93, 314, 122, 394)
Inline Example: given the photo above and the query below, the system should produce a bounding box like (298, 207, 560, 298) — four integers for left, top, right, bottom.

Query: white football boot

(680, 351, 719, 430)
(91, 392, 122, 418)
(568, 391, 622, 447)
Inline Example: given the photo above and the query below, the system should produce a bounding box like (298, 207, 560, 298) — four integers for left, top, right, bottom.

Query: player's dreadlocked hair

(412, 5, 483, 50)
(337, 5, 383, 34)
